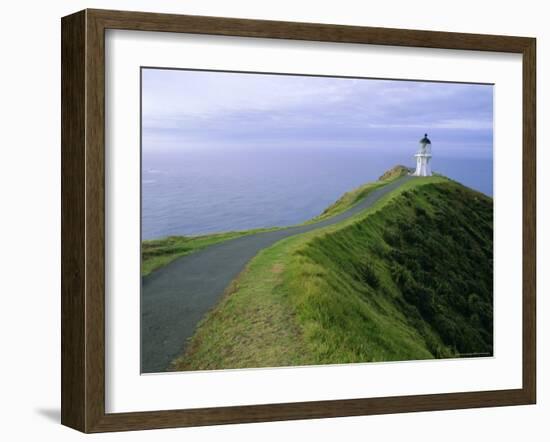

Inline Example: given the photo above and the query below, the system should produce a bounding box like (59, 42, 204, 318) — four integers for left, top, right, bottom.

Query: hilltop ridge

(378, 164, 413, 181)
(171, 168, 493, 370)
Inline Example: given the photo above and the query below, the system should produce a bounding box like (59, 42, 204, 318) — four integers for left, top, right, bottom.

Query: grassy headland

(171, 170, 493, 370)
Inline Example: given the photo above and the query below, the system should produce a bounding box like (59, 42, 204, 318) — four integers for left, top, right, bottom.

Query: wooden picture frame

(61, 8, 536, 433)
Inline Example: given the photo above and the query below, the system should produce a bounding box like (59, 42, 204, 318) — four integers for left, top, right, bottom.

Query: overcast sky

(142, 68, 493, 158)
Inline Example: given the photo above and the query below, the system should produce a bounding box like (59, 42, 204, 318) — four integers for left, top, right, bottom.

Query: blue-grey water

(142, 148, 492, 240)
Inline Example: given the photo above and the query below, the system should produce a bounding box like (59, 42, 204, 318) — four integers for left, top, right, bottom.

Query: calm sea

(142, 148, 493, 240)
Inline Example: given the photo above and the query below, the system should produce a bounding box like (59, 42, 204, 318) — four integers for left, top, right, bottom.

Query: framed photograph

(61, 9, 536, 432)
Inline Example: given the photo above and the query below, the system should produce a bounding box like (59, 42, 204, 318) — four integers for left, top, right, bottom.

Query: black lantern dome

(419, 133, 431, 144)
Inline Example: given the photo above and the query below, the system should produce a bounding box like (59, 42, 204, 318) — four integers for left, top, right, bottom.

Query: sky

(142, 68, 493, 159)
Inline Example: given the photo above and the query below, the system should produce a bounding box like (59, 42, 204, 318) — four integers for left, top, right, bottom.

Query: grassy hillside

(171, 175, 493, 370)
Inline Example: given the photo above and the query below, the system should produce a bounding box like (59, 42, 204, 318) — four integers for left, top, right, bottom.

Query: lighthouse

(413, 133, 432, 177)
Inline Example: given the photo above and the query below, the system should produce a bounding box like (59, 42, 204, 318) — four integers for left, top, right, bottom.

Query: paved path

(142, 175, 413, 373)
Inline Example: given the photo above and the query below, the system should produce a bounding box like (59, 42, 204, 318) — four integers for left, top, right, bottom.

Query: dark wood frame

(61, 8, 536, 433)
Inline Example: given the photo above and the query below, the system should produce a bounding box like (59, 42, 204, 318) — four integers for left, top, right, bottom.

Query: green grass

(171, 242, 310, 370)
(286, 181, 493, 364)
(172, 173, 493, 371)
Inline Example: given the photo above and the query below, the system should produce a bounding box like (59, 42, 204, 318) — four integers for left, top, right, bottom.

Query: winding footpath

(142, 175, 413, 373)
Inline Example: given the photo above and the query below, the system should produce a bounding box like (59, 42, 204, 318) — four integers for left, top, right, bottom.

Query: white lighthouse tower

(413, 133, 432, 176)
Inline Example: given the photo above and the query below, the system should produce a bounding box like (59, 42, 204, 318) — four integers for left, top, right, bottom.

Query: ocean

(142, 148, 493, 240)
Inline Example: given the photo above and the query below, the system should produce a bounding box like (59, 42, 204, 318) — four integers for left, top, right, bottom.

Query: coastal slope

(172, 170, 493, 371)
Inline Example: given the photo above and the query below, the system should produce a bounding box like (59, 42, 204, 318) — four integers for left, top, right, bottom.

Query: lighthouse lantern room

(413, 133, 432, 177)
